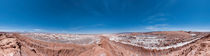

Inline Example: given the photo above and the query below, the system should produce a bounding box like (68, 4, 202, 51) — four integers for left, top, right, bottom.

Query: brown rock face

(0, 31, 210, 56)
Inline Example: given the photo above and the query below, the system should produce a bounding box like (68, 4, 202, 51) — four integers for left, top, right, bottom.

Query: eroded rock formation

(0, 31, 210, 56)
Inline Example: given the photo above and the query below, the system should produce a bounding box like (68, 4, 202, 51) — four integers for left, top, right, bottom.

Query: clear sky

(0, 0, 210, 33)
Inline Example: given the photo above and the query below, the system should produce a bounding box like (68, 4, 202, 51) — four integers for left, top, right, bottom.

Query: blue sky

(0, 0, 210, 33)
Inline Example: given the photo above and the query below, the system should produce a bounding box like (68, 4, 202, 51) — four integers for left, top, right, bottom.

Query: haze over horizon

(0, 0, 210, 33)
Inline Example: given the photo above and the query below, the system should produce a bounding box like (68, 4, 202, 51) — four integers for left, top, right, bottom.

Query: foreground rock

(0, 31, 210, 56)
